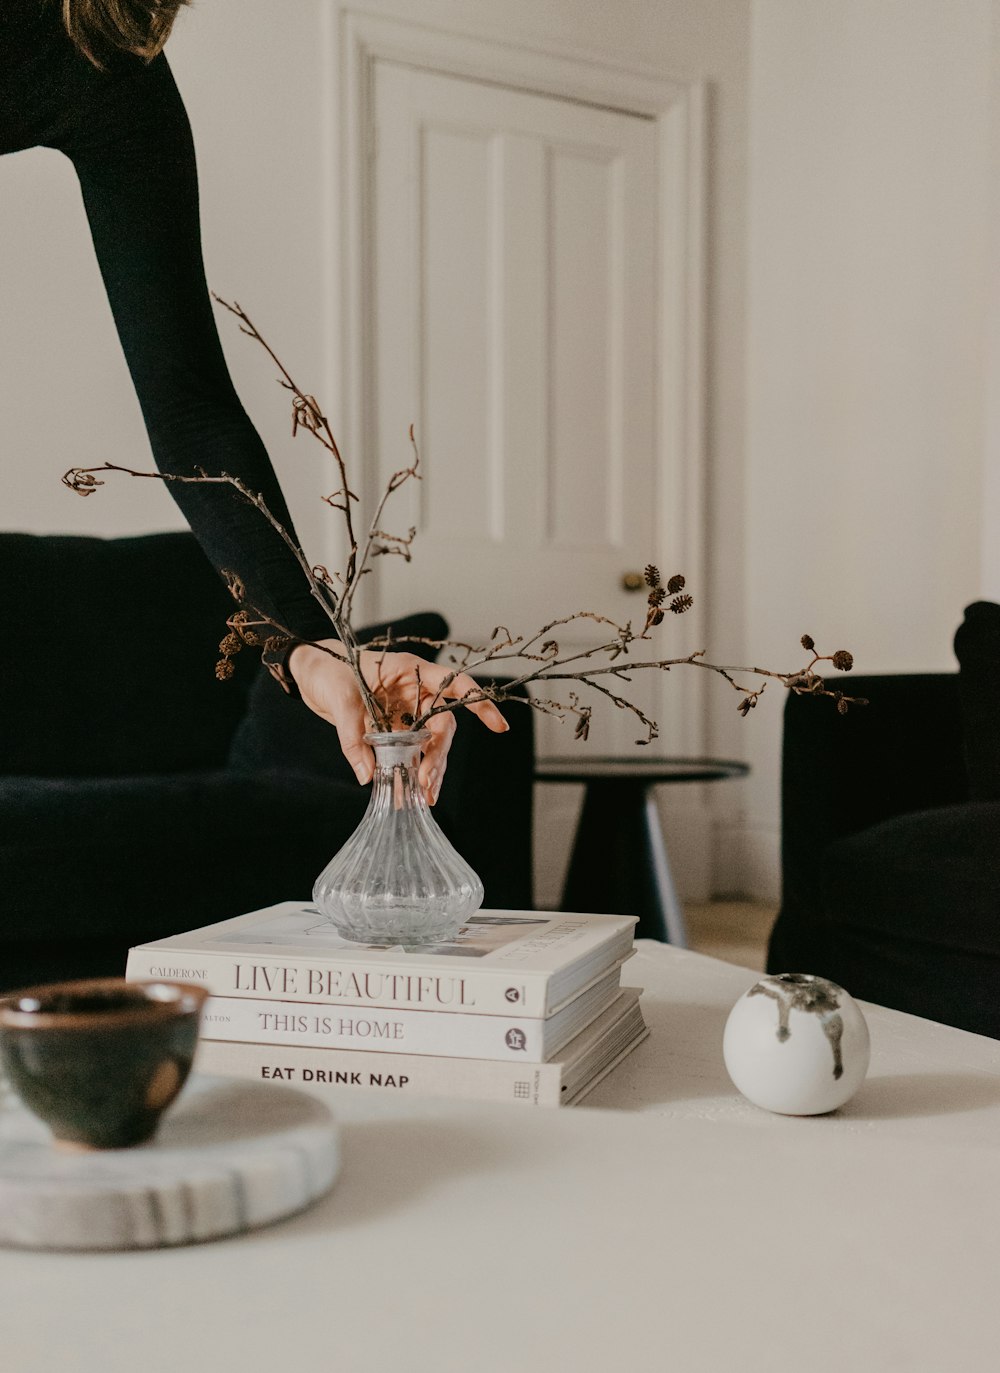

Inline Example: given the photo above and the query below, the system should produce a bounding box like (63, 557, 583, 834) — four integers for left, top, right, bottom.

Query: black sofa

(0, 531, 534, 991)
(767, 601, 1000, 1038)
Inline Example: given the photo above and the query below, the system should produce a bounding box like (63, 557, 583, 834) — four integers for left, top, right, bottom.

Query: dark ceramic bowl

(0, 979, 208, 1150)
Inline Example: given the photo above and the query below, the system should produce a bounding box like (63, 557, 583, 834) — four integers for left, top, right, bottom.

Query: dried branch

(61, 301, 864, 746)
(406, 643, 865, 739)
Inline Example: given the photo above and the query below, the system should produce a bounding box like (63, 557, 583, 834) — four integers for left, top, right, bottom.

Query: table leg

(642, 787, 688, 947)
(558, 779, 688, 945)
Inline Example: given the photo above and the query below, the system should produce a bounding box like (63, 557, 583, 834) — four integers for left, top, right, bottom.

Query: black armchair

(0, 531, 534, 991)
(767, 602, 1000, 1038)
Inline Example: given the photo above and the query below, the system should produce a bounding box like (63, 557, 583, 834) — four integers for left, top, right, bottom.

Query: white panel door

(370, 61, 670, 754)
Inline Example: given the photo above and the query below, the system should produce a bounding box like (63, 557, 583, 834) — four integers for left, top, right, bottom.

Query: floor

(682, 899, 776, 972)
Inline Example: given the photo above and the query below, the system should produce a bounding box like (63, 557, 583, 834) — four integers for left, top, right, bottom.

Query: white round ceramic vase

(723, 972, 870, 1115)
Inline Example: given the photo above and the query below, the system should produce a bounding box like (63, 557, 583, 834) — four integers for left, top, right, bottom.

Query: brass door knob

(621, 571, 645, 592)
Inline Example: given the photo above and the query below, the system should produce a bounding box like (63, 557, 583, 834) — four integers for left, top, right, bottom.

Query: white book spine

(126, 948, 555, 1017)
(200, 994, 560, 1061)
(195, 1039, 568, 1107)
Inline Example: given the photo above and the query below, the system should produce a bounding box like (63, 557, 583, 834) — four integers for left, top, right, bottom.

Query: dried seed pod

(832, 650, 854, 671)
(644, 564, 661, 588)
(801, 634, 815, 652)
(666, 574, 686, 594)
(669, 594, 694, 614)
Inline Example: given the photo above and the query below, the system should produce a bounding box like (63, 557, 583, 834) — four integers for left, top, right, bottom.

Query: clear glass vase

(312, 730, 485, 946)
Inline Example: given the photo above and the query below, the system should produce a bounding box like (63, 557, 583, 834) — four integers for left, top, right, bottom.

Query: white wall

(0, 144, 180, 536)
(730, 0, 996, 901)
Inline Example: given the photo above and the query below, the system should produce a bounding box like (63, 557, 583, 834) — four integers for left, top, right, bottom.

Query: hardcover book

(195, 989, 648, 1108)
(126, 902, 638, 1018)
(198, 964, 624, 1062)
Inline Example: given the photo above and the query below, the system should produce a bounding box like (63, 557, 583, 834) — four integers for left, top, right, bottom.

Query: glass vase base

(324, 909, 466, 947)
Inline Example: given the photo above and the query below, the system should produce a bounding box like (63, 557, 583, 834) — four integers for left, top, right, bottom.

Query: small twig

(341, 425, 422, 626)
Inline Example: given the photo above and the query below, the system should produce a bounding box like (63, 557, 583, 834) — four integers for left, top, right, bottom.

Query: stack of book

(126, 902, 648, 1107)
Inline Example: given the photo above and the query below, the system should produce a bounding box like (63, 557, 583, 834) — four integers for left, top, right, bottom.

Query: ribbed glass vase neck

(365, 730, 429, 814)
(365, 728, 429, 769)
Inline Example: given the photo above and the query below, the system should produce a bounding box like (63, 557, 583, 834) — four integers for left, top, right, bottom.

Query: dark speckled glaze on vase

(0, 979, 208, 1150)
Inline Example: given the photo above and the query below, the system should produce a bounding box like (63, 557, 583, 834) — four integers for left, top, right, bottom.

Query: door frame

(337, 7, 707, 757)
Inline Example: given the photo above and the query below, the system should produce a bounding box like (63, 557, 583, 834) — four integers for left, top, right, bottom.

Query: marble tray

(0, 1075, 340, 1250)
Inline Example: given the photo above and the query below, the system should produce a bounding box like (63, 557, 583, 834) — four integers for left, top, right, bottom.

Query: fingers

(294, 649, 374, 785)
(424, 665, 510, 734)
(419, 709, 456, 804)
(296, 647, 512, 797)
(333, 698, 375, 785)
(307, 694, 374, 785)
(358, 650, 509, 733)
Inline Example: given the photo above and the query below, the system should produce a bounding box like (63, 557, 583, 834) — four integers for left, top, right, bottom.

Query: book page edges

(194, 991, 644, 1108)
(564, 1023, 650, 1106)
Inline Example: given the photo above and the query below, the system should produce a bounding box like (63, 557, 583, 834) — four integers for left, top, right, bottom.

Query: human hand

(287, 638, 509, 803)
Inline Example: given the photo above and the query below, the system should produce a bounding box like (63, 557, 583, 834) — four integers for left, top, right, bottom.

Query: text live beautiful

(147, 963, 480, 1007)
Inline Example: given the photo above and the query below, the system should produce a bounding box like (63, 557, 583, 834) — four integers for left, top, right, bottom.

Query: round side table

(534, 756, 750, 945)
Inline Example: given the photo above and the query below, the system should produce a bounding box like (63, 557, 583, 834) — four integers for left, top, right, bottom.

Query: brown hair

(61, 0, 189, 69)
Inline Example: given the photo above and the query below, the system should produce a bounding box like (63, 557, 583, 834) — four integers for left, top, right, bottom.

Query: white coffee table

(3, 942, 999, 1373)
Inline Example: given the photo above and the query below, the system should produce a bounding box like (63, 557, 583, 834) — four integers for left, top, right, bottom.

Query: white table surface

(4, 941, 1000, 1373)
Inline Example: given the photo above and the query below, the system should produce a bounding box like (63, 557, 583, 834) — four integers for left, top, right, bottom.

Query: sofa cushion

(2, 531, 250, 777)
(821, 802, 1000, 958)
(768, 801, 1000, 1036)
(0, 771, 369, 951)
(953, 600, 1000, 801)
